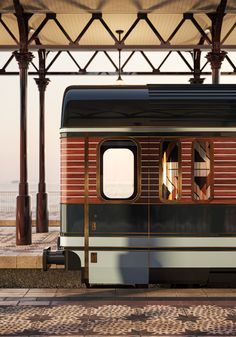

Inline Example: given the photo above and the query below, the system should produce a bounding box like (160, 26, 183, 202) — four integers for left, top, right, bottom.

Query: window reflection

(161, 141, 180, 201)
(193, 141, 212, 200)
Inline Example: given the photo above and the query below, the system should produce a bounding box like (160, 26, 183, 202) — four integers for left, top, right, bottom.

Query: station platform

(0, 227, 58, 269)
(0, 287, 236, 336)
(0, 227, 83, 288)
(0, 228, 236, 336)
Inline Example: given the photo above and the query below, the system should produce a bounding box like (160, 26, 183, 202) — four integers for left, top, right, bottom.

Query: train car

(45, 84, 236, 286)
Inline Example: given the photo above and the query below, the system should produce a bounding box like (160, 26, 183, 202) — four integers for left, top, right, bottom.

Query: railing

(0, 191, 60, 220)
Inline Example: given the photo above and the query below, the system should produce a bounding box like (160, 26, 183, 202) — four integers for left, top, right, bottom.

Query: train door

(87, 138, 149, 285)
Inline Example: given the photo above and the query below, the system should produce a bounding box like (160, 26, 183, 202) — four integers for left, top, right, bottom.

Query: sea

(0, 181, 60, 220)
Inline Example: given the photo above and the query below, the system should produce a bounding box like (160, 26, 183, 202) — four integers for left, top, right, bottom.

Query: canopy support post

(13, 0, 33, 245)
(35, 49, 50, 233)
(14, 50, 33, 245)
(34, 49, 50, 233)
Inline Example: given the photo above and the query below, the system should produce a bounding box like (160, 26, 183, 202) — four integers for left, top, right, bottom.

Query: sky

(0, 50, 235, 190)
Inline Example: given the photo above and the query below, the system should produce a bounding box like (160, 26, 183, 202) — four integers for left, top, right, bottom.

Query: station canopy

(0, 0, 236, 50)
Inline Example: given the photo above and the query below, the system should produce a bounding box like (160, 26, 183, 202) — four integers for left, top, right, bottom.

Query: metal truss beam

(1, 44, 236, 51)
(0, 71, 235, 76)
(0, 3, 235, 78)
(225, 54, 236, 72)
(1, 48, 236, 76)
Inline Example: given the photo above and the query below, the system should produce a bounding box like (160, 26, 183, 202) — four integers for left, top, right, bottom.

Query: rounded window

(100, 140, 138, 200)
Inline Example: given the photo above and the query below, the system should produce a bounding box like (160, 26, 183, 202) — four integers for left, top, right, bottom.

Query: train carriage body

(59, 84, 236, 285)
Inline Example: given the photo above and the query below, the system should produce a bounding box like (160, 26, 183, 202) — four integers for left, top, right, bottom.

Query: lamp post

(34, 48, 50, 233)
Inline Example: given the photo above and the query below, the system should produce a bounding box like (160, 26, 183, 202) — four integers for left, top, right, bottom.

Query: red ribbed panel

(88, 137, 102, 204)
(61, 136, 236, 205)
(181, 140, 192, 202)
(60, 137, 85, 204)
(136, 138, 159, 204)
(214, 139, 236, 203)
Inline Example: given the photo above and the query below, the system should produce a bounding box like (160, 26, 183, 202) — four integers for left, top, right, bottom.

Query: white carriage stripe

(61, 190, 85, 192)
(61, 177, 84, 180)
(215, 184, 236, 186)
(214, 196, 236, 198)
(60, 172, 84, 175)
(215, 166, 236, 168)
(61, 167, 85, 169)
(61, 160, 84, 162)
(61, 182, 84, 185)
(214, 159, 236, 163)
(60, 237, 84, 247)
(61, 154, 84, 157)
(215, 190, 236, 192)
(61, 142, 84, 144)
(215, 153, 236, 156)
(215, 178, 236, 180)
(60, 127, 236, 133)
(214, 172, 236, 175)
(88, 237, 236, 247)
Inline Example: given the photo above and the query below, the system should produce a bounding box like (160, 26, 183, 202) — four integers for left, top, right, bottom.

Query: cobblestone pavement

(0, 289, 236, 336)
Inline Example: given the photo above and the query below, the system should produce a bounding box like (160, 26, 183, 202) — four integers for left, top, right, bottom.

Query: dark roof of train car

(61, 84, 236, 128)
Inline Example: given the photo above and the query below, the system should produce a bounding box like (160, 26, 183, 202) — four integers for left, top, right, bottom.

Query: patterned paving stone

(18, 300, 51, 306)
(0, 300, 19, 306)
(0, 303, 236, 336)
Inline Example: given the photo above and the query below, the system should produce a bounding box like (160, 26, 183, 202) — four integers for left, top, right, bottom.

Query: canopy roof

(0, 0, 235, 50)
(1, 0, 236, 14)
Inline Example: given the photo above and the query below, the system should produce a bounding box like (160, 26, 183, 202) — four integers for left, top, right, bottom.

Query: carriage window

(100, 140, 138, 200)
(160, 140, 180, 201)
(193, 141, 213, 201)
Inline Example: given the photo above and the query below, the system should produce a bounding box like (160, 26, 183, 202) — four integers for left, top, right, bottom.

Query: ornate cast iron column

(34, 74, 50, 233)
(206, 0, 227, 84)
(206, 50, 227, 84)
(14, 50, 33, 245)
(13, 0, 34, 245)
